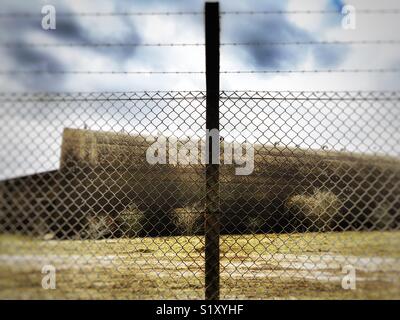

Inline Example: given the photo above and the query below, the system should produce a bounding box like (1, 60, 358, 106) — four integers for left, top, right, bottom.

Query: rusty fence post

(204, 1, 220, 300)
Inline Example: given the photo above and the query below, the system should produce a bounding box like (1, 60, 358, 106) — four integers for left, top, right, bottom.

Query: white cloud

(0, 0, 399, 179)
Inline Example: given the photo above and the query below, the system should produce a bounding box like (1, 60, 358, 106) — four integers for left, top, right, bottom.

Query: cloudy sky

(0, 0, 399, 92)
(0, 0, 399, 180)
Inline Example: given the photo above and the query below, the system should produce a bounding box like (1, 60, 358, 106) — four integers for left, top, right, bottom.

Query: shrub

(86, 214, 115, 239)
(116, 204, 146, 237)
(171, 202, 204, 235)
(286, 189, 342, 232)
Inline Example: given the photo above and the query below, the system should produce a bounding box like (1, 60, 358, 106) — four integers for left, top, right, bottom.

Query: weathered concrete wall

(1, 128, 399, 238)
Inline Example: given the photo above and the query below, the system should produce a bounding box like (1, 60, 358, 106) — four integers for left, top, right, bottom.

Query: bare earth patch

(0, 231, 399, 299)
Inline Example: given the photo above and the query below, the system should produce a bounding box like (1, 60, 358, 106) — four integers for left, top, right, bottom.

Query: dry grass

(0, 231, 399, 299)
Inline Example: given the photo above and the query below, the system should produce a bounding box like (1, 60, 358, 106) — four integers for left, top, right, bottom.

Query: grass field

(1, 231, 400, 299)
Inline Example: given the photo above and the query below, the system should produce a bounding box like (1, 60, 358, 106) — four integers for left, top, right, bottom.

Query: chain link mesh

(218, 91, 400, 299)
(0, 91, 399, 299)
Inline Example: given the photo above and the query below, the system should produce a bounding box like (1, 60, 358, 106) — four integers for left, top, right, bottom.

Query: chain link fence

(0, 91, 399, 299)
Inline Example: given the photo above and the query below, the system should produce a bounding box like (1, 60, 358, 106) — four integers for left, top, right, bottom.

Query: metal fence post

(204, 1, 220, 300)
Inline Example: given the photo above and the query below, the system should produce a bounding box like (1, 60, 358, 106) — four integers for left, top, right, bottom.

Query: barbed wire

(0, 70, 205, 75)
(2, 40, 400, 48)
(220, 9, 400, 15)
(1, 92, 398, 103)
(221, 40, 400, 46)
(0, 97, 205, 103)
(0, 91, 398, 107)
(0, 42, 206, 48)
(221, 68, 400, 74)
(0, 11, 204, 18)
(0, 9, 399, 18)
(1, 68, 399, 75)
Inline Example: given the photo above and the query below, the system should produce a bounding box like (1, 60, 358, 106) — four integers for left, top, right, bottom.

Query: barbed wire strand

(0, 70, 205, 75)
(0, 42, 205, 48)
(220, 9, 400, 15)
(221, 69, 400, 74)
(0, 94, 399, 103)
(2, 40, 400, 48)
(1, 69, 400, 75)
(0, 9, 400, 18)
(0, 11, 204, 18)
(221, 40, 400, 46)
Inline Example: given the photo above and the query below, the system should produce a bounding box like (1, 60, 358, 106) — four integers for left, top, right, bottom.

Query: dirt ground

(0, 231, 399, 299)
